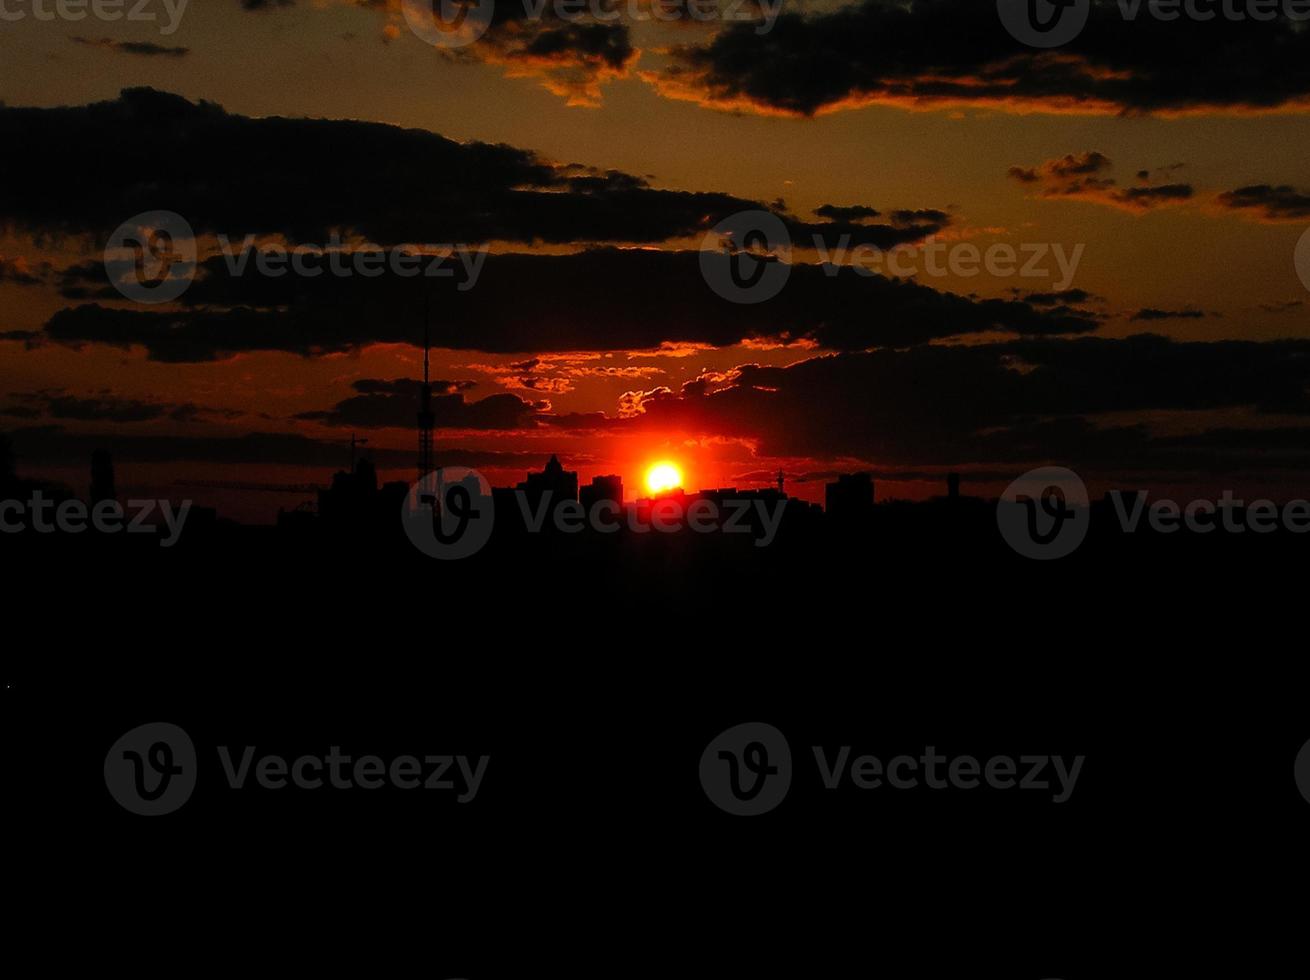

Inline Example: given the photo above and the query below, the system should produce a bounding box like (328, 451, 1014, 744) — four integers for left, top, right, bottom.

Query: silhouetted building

(318, 458, 378, 525)
(518, 454, 578, 504)
(580, 474, 623, 511)
(90, 450, 116, 505)
(826, 472, 874, 523)
(499, 454, 579, 532)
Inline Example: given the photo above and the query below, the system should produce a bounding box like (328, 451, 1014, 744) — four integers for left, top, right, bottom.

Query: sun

(645, 461, 684, 495)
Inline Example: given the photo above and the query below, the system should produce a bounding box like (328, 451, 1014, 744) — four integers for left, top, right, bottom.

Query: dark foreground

(6, 499, 1308, 977)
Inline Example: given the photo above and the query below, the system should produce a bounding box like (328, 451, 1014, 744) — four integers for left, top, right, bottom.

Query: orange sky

(3, 2, 1309, 521)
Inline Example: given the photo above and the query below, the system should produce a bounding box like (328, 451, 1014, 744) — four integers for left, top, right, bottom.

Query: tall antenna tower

(417, 296, 435, 492)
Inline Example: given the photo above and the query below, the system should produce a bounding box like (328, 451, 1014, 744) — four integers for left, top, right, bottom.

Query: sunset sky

(3, 0, 1310, 521)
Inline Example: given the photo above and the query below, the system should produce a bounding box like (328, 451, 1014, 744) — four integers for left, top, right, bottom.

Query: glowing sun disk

(645, 462, 683, 495)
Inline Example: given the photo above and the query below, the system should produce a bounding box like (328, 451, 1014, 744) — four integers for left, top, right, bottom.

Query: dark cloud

(71, 37, 190, 57)
(815, 204, 882, 222)
(1258, 300, 1305, 315)
(21, 333, 1305, 480)
(1216, 184, 1310, 222)
(654, 0, 1310, 117)
(0, 90, 951, 255)
(0, 257, 49, 286)
(352, 378, 476, 395)
(1022, 289, 1098, 307)
(294, 380, 546, 430)
(3, 424, 547, 471)
(1, 389, 236, 424)
(561, 335, 1310, 475)
(38, 247, 1096, 361)
(1130, 308, 1213, 322)
(0, 89, 732, 245)
(236, 0, 636, 106)
(1009, 152, 1194, 212)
